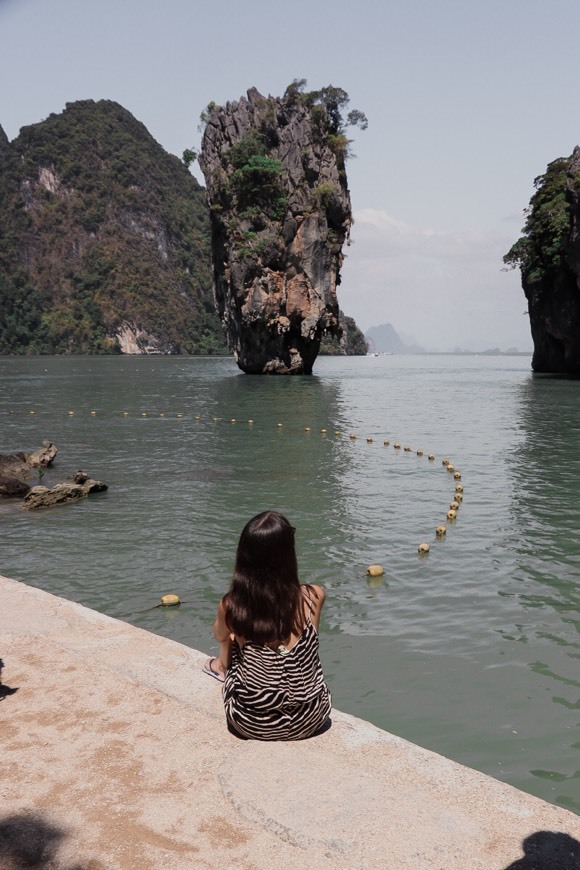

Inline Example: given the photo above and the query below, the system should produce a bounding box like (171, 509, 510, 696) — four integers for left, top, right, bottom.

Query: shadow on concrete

(227, 716, 333, 740)
(503, 830, 580, 869)
(0, 812, 92, 869)
(0, 685, 18, 700)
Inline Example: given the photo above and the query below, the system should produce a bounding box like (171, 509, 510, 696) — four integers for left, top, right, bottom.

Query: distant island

(365, 323, 530, 356)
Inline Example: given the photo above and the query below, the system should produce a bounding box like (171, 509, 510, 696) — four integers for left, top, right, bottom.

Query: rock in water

(504, 146, 580, 373)
(199, 85, 356, 374)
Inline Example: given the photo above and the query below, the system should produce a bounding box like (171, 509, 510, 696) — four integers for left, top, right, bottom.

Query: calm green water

(1, 354, 579, 814)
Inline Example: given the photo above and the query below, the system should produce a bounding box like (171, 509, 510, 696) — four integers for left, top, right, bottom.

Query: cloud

(339, 209, 532, 352)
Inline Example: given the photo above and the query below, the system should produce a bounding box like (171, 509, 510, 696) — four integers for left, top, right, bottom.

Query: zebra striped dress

(222, 611, 331, 741)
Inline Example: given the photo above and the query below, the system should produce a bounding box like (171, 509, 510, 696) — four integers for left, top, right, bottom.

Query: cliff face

(0, 101, 225, 355)
(506, 148, 580, 372)
(0, 124, 8, 160)
(199, 87, 353, 374)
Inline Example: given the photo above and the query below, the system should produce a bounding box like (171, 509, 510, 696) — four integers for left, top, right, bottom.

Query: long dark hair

(223, 511, 306, 644)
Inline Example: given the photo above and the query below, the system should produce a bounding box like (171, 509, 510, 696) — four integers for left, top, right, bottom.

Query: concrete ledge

(1, 574, 579, 869)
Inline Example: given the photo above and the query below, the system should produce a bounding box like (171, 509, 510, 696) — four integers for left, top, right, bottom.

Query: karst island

(199, 81, 367, 374)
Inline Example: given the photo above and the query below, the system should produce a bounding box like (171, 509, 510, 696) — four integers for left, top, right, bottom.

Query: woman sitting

(203, 510, 331, 740)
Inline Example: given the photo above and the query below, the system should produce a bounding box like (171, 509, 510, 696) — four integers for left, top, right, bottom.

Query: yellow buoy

(455, 492, 463, 502)
(248, 419, 254, 424)
(428, 454, 435, 461)
(349, 433, 357, 440)
(334, 430, 341, 436)
(91, 410, 97, 416)
(418, 543, 430, 554)
(450, 500, 460, 511)
(141, 412, 147, 417)
(442, 459, 449, 466)
(321, 428, 328, 434)
(447, 464, 454, 472)
(454, 471, 462, 480)
(455, 483, 464, 492)
(367, 436, 373, 443)
(384, 439, 390, 446)
(277, 422, 283, 427)
(305, 426, 311, 432)
(68, 411, 75, 416)
(416, 449, 423, 456)
(436, 525, 447, 537)
(404, 445, 411, 452)
(177, 413, 183, 418)
(159, 412, 165, 417)
(230, 418, 237, 424)
(195, 415, 201, 420)
(123, 411, 129, 416)
(394, 442, 401, 449)
(160, 594, 180, 607)
(29, 410, 36, 415)
(367, 564, 384, 577)
(447, 509, 457, 520)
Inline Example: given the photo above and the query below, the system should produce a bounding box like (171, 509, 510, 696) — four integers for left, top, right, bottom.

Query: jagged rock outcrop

(0, 124, 9, 160)
(0, 441, 57, 480)
(200, 87, 354, 374)
(319, 311, 368, 355)
(505, 147, 580, 372)
(0, 477, 31, 498)
(22, 475, 107, 510)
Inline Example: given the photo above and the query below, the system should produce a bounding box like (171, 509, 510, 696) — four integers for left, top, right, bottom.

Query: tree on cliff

(504, 149, 580, 373)
(199, 82, 366, 374)
(503, 157, 571, 283)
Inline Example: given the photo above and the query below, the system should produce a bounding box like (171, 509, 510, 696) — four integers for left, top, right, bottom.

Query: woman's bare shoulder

(306, 583, 325, 601)
(302, 584, 325, 608)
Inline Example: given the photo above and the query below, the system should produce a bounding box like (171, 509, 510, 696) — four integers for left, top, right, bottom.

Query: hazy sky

(2, 0, 579, 351)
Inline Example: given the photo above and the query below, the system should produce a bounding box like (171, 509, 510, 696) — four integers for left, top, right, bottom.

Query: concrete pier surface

(1, 574, 579, 869)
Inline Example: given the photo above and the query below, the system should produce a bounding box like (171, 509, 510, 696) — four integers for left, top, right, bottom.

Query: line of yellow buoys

(19, 410, 464, 596)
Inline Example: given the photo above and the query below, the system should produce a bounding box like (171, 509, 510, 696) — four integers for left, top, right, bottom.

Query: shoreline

(2, 573, 579, 868)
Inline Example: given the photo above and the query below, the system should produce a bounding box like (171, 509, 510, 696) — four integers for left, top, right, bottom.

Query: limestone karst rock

(505, 146, 580, 372)
(0, 101, 223, 355)
(199, 86, 356, 374)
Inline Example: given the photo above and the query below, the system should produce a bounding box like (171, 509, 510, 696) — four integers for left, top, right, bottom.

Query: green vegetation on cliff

(503, 157, 572, 284)
(0, 100, 226, 354)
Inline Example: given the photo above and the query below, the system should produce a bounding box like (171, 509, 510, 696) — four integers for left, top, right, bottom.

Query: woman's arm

(213, 598, 233, 670)
(304, 584, 325, 631)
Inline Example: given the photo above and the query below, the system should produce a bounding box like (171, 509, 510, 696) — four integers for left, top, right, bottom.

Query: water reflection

(502, 375, 580, 811)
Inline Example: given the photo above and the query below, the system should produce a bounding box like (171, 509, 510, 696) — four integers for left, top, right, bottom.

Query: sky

(2, 0, 580, 351)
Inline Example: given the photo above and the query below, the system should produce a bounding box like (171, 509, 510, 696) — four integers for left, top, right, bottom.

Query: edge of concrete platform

(2, 573, 579, 870)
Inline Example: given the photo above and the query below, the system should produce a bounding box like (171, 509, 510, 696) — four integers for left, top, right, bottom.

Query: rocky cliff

(0, 101, 225, 354)
(504, 148, 580, 372)
(199, 85, 360, 374)
(0, 124, 9, 160)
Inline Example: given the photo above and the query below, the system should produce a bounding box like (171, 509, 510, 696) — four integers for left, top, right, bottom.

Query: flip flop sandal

(202, 657, 225, 682)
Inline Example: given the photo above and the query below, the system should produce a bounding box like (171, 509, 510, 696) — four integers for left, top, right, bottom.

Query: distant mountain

(365, 323, 425, 354)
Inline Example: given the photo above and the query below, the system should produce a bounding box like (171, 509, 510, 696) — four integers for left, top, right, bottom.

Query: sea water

(1, 353, 579, 814)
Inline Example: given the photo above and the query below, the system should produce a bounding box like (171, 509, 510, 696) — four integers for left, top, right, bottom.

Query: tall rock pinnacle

(199, 84, 359, 374)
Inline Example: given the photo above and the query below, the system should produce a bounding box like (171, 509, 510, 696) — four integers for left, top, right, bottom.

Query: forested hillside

(0, 100, 225, 354)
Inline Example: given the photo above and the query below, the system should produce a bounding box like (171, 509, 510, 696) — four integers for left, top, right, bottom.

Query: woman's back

(223, 589, 331, 740)
(205, 511, 331, 740)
